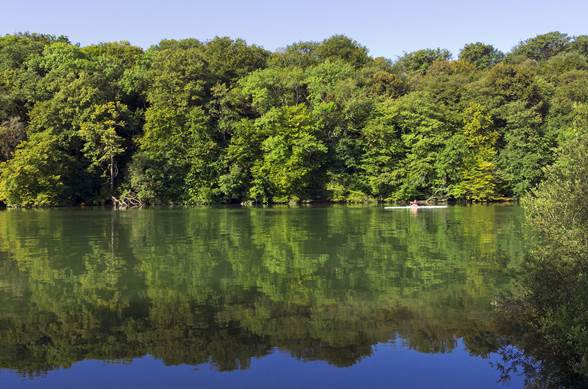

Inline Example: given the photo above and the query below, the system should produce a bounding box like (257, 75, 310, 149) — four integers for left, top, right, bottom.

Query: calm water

(0, 205, 527, 388)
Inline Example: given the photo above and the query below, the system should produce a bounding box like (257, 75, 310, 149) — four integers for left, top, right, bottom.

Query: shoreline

(0, 198, 517, 210)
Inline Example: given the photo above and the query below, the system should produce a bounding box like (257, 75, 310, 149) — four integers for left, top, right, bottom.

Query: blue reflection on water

(1, 339, 523, 389)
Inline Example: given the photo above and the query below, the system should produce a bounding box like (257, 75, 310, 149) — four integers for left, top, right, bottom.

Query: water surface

(0, 206, 526, 388)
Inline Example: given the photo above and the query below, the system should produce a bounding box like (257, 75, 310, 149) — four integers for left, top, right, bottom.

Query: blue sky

(2, 0, 587, 59)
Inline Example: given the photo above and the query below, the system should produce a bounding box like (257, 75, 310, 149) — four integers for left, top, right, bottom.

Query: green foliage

(79, 102, 128, 196)
(497, 102, 550, 196)
(198, 37, 269, 84)
(0, 131, 76, 206)
(570, 35, 588, 56)
(523, 104, 588, 254)
(497, 104, 588, 387)
(361, 92, 449, 200)
(249, 105, 327, 203)
(269, 35, 369, 69)
(447, 103, 498, 201)
(394, 48, 452, 74)
(0, 31, 585, 205)
(313, 35, 370, 67)
(359, 57, 408, 98)
(0, 33, 63, 121)
(511, 31, 571, 62)
(239, 66, 306, 114)
(131, 105, 214, 204)
(459, 42, 504, 69)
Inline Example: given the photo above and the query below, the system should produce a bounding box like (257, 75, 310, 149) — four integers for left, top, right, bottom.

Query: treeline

(0, 31, 587, 206)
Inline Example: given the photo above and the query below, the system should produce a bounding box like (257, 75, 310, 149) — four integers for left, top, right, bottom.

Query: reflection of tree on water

(495, 246, 588, 387)
(0, 206, 523, 376)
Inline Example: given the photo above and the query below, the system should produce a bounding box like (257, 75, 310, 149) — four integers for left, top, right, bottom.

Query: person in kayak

(410, 199, 419, 207)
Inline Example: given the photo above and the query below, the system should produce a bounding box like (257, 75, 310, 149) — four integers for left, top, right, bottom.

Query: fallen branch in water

(112, 195, 144, 210)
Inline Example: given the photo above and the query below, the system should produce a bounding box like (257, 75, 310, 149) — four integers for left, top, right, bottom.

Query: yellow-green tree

(448, 103, 498, 201)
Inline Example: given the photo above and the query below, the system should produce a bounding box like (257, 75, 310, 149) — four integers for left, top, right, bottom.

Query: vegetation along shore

(0, 31, 587, 207)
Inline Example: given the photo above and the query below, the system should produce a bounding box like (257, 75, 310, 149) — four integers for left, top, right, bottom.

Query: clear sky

(2, 0, 587, 59)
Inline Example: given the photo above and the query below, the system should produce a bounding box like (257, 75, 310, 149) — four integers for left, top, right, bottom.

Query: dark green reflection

(0, 206, 523, 376)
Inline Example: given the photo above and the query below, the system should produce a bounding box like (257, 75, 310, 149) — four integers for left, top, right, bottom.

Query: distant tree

(0, 131, 75, 206)
(269, 41, 320, 68)
(570, 35, 588, 56)
(315, 35, 370, 67)
(360, 57, 408, 98)
(459, 42, 504, 68)
(305, 59, 355, 105)
(420, 60, 478, 110)
(80, 102, 128, 198)
(481, 62, 542, 104)
(497, 101, 550, 197)
(448, 103, 498, 201)
(394, 48, 452, 74)
(0, 32, 67, 69)
(511, 31, 571, 62)
(524, 103, 588, 250)
(238, 66, 306, 114)
(202, 37, 269, 85)
(0, 33, 64, 121)
(361, 92, 448, 200)
(249, 105, 327, 203)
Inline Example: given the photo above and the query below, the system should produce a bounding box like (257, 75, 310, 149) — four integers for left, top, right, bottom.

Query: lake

(0, 205, 527, 388)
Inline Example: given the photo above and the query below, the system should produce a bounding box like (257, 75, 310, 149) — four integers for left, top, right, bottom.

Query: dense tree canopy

(0, 31, 587, 206)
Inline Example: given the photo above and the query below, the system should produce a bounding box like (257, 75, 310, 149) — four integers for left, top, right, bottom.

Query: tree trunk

(110, 155, 114, 196)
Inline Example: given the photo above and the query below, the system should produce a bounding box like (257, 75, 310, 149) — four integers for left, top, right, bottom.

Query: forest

(0, 31, 587, 206)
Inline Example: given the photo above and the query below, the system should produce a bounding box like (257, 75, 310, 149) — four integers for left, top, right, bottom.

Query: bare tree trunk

(110, 155, 114, 196)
